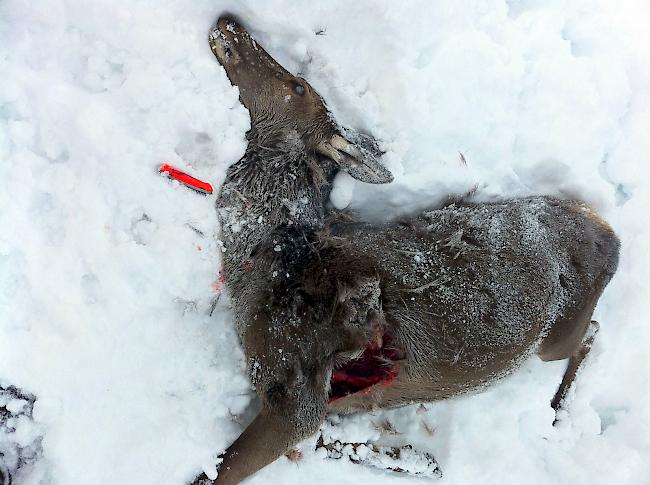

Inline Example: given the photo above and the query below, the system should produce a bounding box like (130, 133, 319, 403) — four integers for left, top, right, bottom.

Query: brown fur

(195, 16, 621, 485)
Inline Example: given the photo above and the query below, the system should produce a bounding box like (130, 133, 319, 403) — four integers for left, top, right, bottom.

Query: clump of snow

(329, 172, 355, 209)
(2, 0, 650, 484)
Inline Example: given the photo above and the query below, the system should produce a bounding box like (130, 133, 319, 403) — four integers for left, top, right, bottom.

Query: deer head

(209, 15, 393, 185)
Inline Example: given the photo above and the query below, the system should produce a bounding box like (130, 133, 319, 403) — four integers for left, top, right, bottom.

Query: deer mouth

(329, 332, 406, 402)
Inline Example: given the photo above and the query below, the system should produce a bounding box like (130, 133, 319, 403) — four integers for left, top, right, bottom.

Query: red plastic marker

(159, 163, 213, 194)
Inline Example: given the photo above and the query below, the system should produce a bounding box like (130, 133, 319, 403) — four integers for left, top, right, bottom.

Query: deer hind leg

(537, 283, 603, 422)
(549, 320, 599, 419)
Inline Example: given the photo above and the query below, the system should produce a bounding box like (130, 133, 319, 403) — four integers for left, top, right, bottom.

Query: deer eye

(293, 83, 305, 95)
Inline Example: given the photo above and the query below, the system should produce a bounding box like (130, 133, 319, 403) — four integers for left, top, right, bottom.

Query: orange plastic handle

(159, 163, 213, 194)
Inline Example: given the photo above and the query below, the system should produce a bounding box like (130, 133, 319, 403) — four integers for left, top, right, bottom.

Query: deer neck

(217, 128, 335, 274)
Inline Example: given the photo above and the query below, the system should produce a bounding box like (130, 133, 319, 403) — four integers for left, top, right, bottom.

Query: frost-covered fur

(217, 125, 335, 279)
(215, 132, 621, 482)
(322, 197, 619, 411)
(219, 189, 620, 416)
(208, 15, 620, 485)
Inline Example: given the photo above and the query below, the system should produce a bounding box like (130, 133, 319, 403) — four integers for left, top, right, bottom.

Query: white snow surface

(1, 1, 650, 484)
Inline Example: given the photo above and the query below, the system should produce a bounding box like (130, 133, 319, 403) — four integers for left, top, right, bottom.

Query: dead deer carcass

(199, 16, 620, 485)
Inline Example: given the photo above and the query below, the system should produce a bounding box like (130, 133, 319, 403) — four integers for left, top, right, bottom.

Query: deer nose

(217, 15, 243, 35)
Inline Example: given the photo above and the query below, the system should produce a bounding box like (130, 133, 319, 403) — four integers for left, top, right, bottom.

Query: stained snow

(1, 1, 650, 484)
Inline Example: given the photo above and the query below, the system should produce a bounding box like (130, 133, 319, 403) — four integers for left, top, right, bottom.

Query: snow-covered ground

(1, 0, 649, 484)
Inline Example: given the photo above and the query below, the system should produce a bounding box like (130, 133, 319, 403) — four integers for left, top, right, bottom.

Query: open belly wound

(329, 332, 406, 402)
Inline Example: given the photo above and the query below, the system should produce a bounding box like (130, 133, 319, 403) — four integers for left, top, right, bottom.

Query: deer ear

(316, 132, 393, 184)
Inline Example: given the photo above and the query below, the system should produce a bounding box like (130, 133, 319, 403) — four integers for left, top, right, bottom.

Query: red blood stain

(211, 273, 225, 294)
(329, 333, 405, 403)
